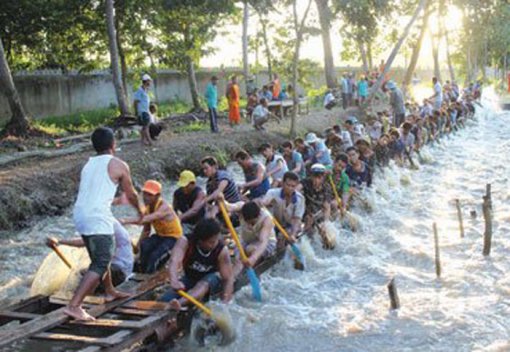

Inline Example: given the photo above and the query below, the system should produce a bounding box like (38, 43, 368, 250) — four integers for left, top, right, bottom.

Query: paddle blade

(290, 243, 305, 270)
(246, 267, 262, 302)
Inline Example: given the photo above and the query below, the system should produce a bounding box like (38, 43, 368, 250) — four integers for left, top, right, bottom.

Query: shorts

(138, 112, 151, 127)
(81, 234, 115, 277)
(158, 272, 222, 302)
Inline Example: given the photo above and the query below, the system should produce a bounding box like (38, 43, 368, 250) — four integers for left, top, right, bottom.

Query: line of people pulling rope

(46, 87, 479, 329)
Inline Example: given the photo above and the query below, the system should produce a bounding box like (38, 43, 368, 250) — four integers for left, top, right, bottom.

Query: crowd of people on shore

(50, 74, 481, 329)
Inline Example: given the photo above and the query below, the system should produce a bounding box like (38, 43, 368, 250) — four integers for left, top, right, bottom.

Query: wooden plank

(77, 347, 102, 352)
(69, 315, 161, 330)
(4, 295, 49, 313)
(122, 301, 168, 311)
(0, 270, 168, 349)
(0, 311, 42, 324)
(34, 330, 132, 347)
(112, 308, 155, 317)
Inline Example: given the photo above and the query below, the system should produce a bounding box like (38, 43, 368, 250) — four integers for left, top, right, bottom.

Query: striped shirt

(206, 170, 241, 203)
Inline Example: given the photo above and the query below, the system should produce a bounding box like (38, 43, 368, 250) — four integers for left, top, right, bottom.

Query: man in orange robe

(228, 75, 241, 126)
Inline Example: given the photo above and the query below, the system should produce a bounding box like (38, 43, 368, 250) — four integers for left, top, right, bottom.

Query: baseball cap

(177, 170, 196, 188)
(142, 73, 152, 81)
(310, 163, 326, 174)
(142, 180, 162, 195)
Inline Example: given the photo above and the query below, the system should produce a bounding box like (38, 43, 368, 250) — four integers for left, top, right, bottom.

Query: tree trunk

(365, 0, 429, 107)
(315, 0, 337, 88)
(431, 30, 441, 82)
(260, 17, 272, 79)
(367, 42, 373, 70)
(185, 55, 201, 111)
(106, 0, 130, 116)
(402, 3, 431, 93)
(439, 0, 455, 82)
(359, 39, 369, 72)
(0, 37, 30, 137)
(290, 0, 313, 138)
(115, 16, 129, 100)
(242, 0, 250, 95)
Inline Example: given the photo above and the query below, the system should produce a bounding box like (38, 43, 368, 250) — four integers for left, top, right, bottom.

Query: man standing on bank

(134, 74, 153, 146)
(205, 76, 220, 133)
(68, 127, 143, 321)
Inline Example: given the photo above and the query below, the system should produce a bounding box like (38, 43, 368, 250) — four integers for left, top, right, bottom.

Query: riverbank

(0, 108, 341, 232)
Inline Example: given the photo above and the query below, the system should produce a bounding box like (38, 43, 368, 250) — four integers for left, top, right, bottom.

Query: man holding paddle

(67, 127, 143, 321)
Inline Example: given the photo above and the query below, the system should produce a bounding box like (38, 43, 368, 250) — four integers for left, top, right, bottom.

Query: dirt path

(0, 109, 341, 232)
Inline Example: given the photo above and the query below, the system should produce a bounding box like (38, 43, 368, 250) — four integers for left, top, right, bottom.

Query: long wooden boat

(0, 245, 288, 352)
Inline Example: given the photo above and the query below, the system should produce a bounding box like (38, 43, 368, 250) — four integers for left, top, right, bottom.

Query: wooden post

(387, 277, 400, 310)
(433, 222, 441, 278)
(455, 199, 465, 238)
(486, 183, 492, 210)
(482, 196, 493, 256)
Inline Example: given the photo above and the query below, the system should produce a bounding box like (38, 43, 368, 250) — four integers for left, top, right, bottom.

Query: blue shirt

(358, 80, 368, 97)
(286, 150, 306, 179)
(133, 86, 150, 115)
(205, 82, 218, 109)
(313, 141, 332, 166)
(341, 78, 349, 94)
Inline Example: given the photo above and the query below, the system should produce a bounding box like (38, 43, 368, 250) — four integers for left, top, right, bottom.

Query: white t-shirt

(262, 188, 305, 226)
(368, 121, 383, 141)
(324, 93, 335, 107)
(252, 104, 269, 121)
(434, 82, 443, 104)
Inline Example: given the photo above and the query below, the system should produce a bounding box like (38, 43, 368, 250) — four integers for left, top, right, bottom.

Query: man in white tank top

(66, 127, 143, 321)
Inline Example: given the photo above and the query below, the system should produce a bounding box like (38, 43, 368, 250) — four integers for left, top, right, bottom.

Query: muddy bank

(0, 110, 338, 232)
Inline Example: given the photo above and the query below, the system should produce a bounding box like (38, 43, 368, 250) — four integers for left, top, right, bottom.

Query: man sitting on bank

(173, 170, 206, 235)
(160, 218, 234, 309)
(222, 197, 277, 277)
(259, 171, 305, 244)
(125, 180, 183, 273)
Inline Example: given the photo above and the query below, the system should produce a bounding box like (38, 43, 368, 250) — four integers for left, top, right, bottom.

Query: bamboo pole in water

(486, 183, 492, 210)
(387, 277, 401, 310)
(455, 199, 465, 238)
(433, 222, 441, 278)
(482, 196, 493, 256)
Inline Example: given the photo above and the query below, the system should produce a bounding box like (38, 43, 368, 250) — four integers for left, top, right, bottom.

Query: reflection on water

(2, 93, 510, 351)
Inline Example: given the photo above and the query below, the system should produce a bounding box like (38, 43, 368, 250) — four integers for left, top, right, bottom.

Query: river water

(1, 92, 509, 351)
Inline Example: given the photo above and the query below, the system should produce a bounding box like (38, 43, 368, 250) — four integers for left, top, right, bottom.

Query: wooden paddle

(269, 212, 305, 270)
(328, 174, 345, 218)
(177, 290, 235, 344)
(49, 243, 73, 269)
(218, 201, 262, 302)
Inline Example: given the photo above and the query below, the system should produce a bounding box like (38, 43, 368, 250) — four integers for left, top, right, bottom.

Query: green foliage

(174, 121, 207, 133)
(34, 107, 118, 134)
(158, 99, 193, 116)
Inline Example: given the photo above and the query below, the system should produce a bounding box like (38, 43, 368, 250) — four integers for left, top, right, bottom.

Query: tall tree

(157, 0, 237, 111)
(0, 37, 30, 137)
(439, 0, 455, 82)
(402, 2, 431, 93)
(365, 0, 429, 107)
(242, 0, 250, 94)
(430, 0, 441, 82)
(289, 0, 313, 138)
(315, 0, 337, 88)
(106, 0, 130, 116)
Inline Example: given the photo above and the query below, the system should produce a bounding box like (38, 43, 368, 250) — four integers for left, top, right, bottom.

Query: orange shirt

(272, 79, 281, 99)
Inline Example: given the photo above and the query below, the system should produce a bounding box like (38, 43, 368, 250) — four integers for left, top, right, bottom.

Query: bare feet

(105, 289, 131, 303)
(168, 299, 182, 311)
(63, 305, 95, 321)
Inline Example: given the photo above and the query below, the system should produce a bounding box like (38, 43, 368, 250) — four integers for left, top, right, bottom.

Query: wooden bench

(267, 98, 309, 117)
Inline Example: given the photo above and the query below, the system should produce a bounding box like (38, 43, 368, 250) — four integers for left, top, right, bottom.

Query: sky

(201, 1, 464, 71)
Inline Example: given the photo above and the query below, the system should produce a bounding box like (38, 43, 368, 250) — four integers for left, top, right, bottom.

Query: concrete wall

(0, 66, 439, 124)
(0, 69, 271, 123)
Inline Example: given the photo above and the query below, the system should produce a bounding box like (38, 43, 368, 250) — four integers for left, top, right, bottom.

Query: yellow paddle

(177, 290, 235, 345)
(328, 174, 345, 218)
(48, 242, 73, 269)
(267, 211, 305, 270)
(218, 201, 262, 301)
